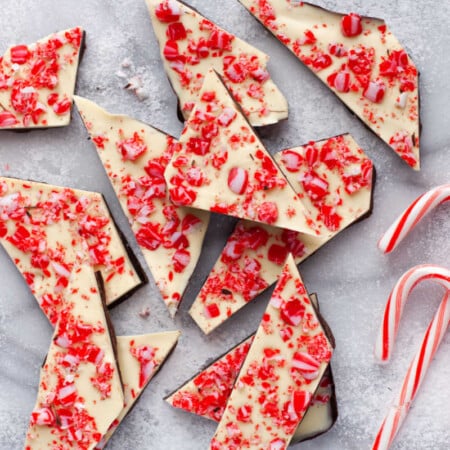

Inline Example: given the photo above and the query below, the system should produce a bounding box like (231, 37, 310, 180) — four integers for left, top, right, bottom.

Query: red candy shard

(0, 27, 83, 129)
(341, 13, 363, 37)
(240, 0, 420, 169)
(227, 167, 249, 195)
(146, 0, 288, 126)
(74, 96, 210, 317)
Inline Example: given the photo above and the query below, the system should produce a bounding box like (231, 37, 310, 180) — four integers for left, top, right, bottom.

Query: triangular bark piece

(0, 27, 84, 129)
(165, 69, 316, 235)
(95, 331, 180, 448)
(145, 0, 288, 126)
(240, 0, 420, 169)
(0, 177, 145, 324)
(24, 265, 124, 449)
(74, 96, 210, 317)
(210, 255, 333, 448)
(190, 134, 373, 334)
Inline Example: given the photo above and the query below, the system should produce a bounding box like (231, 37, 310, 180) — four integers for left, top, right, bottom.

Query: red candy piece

(257, 201, 278, 225)
(292, 351, 321, 379)
(155, 0, 181, 22)
(117, 132, 148, 161)
(280, 299, 305, 326)
(341, 13, 363, 37)
(227, 167, 249, 195)
(327, 71, 351, 93)
(363, 80, 386, 103)
(10, 45, 31, 64)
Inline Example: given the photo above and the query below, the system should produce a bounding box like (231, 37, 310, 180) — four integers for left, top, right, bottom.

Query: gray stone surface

(0, 1, 449, 449)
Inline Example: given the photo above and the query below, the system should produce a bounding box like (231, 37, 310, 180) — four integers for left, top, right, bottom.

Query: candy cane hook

(378, 184, 450, 253)
(374, 264, 450, 362)
(372, 290, 450, 450)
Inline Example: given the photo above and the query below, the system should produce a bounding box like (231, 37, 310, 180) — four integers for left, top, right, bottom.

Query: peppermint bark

(146, 0, 288, 126)
(0, 177, 144, 322)
(240, 0, 420, 169)
(0, 27, 84, 129)
(190, 134, 373, 334)
(74, 96, 210, 317)
(210, 255, 333, 448)
(24, 266, 123, 449)
(164, 69, 316, 235)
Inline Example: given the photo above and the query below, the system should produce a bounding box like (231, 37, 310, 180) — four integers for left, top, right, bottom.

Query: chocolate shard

(74, 95, 210, 318)
(239, 0, 420, 169)
(0, 176, 145, 323)
(145, 0, 288, 127)
(0, 27, 84, 130)
(24, 264, 124, 449)
(210, 255, 333, 447)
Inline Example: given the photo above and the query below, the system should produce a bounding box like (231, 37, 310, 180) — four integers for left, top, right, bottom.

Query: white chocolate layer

(240, 0, 420, 169)
(165, 69, 316, 235)
(74, 96, 210, 317)
(0, 27, 83, 129)
(146, 0, 288, 126)
(190, 134, 373, 334)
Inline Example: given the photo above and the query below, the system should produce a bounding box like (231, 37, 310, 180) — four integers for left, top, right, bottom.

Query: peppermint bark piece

(96, 331, 181, 448)
(24, 265, 124, 449)
(145, 0, 288, 127)
(74, 96, 210, 317)
(0, 27, 84, 129)
(210, 255, 333, 448)
(0, 177, 144, 324)
(165, 69, 315, 235)
(168, 294, 337, 443)
(240, 0, 420, 169)
(190, 134, 373, 334)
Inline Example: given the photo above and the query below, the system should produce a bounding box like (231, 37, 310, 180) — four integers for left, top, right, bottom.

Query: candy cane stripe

(379, 184, 450, 253)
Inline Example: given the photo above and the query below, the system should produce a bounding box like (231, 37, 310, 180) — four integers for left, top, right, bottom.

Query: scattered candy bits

(164, 69, 316, 235)
(189, 133, 374, 334)
(209, 254, 333, 449)
(0, 27, 83, 129)
(74, 95, 210, 317)
(239, 0, 420, 169)
(146, 0, 288, 126)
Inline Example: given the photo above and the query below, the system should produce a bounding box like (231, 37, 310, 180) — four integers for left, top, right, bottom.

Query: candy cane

(374, 264, 450, 362)
(378, 184, 450, 253)
(372, 290, 450, 450)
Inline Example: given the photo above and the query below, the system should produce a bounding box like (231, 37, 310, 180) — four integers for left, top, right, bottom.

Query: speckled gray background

(0, 1, 449, 449)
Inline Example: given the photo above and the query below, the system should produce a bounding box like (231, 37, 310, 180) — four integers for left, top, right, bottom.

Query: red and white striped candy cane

(372, 290, 450, 450)
(378, 184, 450, 253)
(374, 264, 450, 362)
